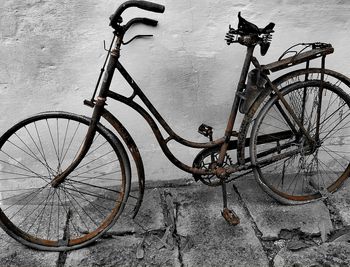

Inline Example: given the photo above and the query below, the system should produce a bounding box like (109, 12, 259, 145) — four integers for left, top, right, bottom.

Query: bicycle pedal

(221, 208, 240, 225)
(198, 123, 213, 138)
(83, 99, 95, 107)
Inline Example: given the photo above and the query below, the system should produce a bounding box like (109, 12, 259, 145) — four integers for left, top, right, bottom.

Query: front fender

(102, 109, 145, 219)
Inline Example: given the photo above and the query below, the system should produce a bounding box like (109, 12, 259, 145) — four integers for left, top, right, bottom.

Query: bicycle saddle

(238, 12, 275, 35)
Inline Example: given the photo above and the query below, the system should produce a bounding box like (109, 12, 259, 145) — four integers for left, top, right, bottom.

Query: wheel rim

(0, 113, 127, 249)
(252, 81, 350, 201)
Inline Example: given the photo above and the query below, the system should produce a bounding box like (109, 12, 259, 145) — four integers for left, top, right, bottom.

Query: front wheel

(250, 80, 350, 204)
(0, 111, 131, 251)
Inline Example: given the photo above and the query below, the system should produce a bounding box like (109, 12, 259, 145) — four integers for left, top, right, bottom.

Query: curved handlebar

(110, 0, 165, 29)
(124, 17, 158, 32)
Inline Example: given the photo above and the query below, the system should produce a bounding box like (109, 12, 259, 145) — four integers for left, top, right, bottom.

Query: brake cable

(122, 34, 153, 45)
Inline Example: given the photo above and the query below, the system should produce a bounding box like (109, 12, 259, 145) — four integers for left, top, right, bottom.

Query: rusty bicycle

(1, 0, 350, 251)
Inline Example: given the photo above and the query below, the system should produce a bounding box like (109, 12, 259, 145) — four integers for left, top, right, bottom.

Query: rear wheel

(0, 112, 130, 251)
(250, 80, 350, 204)
(237, 68, 350, 166)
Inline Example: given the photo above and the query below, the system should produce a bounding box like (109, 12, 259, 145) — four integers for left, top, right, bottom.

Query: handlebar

(110, 0, 165, 29)
(124, 17, 158, 32)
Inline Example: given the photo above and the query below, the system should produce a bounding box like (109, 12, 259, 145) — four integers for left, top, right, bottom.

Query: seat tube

(217, 45, 255, 166)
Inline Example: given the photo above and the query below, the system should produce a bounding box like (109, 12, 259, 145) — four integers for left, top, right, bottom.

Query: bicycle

(0, 0, 350, 251)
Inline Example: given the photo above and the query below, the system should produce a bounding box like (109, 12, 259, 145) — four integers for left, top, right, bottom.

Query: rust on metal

(222, 208, 240, 225)
(101, 108, 146, 218)
(264, 44, 333, 72)
(4, 0, 350, 253)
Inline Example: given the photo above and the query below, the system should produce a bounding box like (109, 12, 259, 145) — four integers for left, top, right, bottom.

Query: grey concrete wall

(0, 0, 350, 181)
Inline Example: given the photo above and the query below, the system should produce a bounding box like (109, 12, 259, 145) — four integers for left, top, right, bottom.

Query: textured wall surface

(0, 0, 349, 181)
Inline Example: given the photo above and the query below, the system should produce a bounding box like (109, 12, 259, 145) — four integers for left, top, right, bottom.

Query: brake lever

(122, 34, 153, 45)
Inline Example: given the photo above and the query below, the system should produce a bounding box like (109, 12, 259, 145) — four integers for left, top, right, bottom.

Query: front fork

(50, 98, 106, 187)
(51, 36, 122, 187)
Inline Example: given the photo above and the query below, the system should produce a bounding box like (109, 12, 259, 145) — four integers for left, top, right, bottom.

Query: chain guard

(192, 147, 233, 186)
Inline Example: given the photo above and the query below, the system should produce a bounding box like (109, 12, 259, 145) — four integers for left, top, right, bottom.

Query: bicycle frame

(5, 1, 350, 250)
(105, 37, 259, 172)
(105, 44, 254, 175)
(50, 33, 319, 188)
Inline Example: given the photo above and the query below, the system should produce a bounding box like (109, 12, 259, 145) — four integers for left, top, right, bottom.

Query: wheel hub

(301, 136, 321, 156)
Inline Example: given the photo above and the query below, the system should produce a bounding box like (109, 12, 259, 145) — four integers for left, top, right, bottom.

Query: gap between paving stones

(232, 181, 324, 266)
(233, 176, 350, 267)
(158, 190, 185, 267)
(231, 182, 275, 266)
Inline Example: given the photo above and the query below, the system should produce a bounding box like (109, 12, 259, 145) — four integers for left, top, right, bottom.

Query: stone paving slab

(64, 183, 269, 267)
(110, 187, 165, 234)
(175, 184, 269, 267)
(273, 241, 350, 267)
(65, 235, 180, 267)
(325, 179, 350, 226)
(65, 187, 178, 267)
(0, 230, 59, 267)
(234, 176, 334, 240)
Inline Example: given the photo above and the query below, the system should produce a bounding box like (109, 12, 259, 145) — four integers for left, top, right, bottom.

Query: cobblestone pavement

(1, 177, 350, 267)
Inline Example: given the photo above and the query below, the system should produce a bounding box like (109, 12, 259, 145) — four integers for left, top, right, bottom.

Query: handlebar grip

(110, 0, 165, 28)
(141, 17, 158, 26)
(136, 1, 165, 13)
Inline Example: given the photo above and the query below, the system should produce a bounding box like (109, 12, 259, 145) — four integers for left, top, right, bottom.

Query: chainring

(192, 148, 233, 186)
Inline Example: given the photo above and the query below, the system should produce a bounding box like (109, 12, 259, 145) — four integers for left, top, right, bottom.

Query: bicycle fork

(51, 36, 122, 188)
(50, 97, 105, 188)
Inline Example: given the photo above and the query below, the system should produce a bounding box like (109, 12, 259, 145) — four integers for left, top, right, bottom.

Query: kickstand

(221, 182, 240, 225)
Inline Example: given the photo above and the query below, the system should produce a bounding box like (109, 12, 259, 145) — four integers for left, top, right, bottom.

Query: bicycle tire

(0, 111, 131, 251)
(250, 80, 350, 204)
(274, 68, 350, 90)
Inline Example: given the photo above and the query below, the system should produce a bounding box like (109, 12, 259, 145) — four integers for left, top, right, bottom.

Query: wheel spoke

(252, 80, 350, 201)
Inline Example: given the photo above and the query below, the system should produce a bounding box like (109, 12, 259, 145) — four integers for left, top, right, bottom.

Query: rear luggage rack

(263, 42, 334, 72)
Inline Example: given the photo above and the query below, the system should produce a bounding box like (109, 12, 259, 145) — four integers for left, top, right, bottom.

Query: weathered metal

(77, 9, 338, 187)
(3, 0, 350, 252)
(85, 9, 339, 214)
(264, 43, 333, 72)
(101, 109, 146, 219)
